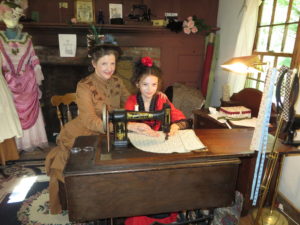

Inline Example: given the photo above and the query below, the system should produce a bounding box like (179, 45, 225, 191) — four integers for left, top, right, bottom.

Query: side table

(193, 109, 253, 129)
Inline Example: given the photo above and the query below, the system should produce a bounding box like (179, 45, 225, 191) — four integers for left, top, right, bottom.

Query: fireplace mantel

(0, 22, 177, 47)
(22, 22, 170, 33)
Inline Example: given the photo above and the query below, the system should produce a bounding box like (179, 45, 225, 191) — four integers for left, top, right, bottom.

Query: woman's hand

(157, 91, 167, 100)
(127, 122, 159, 137)
(168, 124, 180, 136)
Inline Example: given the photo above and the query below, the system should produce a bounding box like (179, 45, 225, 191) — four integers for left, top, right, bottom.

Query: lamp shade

(221, 55, 264, 74)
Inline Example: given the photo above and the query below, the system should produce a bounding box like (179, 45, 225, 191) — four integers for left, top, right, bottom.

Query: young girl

(126, 56, 190, 138)
(124, 57, 190, 224)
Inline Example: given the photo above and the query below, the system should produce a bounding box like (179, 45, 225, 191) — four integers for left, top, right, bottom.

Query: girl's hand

(128, 122, 159, 137)
(168, 124, 180, 136)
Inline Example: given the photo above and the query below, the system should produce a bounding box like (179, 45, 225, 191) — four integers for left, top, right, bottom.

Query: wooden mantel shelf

(0, 22, 185, 47)
(13, 22, 171, 34)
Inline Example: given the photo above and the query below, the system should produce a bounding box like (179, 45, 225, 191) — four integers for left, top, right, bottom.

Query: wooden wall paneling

(145, 0, 177, 20)
(94, 0, 105, 23)
(177, 0, 219, 23)
(112, 32, 205, 88)
(26, 0, 218, 27)
(28, 0, 74, 23)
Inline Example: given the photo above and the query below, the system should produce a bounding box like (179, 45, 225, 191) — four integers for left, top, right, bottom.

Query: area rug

(0, 160, 46, 203)
(0, 161, 99, 225)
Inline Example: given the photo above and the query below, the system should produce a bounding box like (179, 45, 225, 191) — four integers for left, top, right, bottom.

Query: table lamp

(220, 55, 265, 102)
(221, 55, 264, 74)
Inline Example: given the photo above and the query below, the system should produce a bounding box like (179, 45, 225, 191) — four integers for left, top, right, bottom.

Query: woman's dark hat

(87, 27, 122, 57)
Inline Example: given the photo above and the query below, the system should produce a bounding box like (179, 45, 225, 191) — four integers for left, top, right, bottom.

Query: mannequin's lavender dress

(0, 31, 48, 150)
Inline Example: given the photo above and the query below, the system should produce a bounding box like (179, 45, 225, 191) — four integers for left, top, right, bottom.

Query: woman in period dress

(0, 0, 48, 151)
(45, 38, 131, 214)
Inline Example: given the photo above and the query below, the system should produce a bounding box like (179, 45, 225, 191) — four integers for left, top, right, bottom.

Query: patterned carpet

(0, 160, 98, 225)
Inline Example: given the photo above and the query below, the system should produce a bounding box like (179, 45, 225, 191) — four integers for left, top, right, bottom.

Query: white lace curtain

(227, 0, 262, 93)
(210, 0, 261, 106)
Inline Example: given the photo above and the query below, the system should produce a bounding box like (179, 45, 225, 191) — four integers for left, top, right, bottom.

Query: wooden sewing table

(63, 129, 298, 223)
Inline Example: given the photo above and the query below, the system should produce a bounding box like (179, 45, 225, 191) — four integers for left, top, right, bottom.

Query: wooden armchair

(51, 93, 78, 129)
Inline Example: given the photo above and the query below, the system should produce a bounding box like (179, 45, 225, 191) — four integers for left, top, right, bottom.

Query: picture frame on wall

(109, 3, 123, 19)
(75, 0, 95, 23)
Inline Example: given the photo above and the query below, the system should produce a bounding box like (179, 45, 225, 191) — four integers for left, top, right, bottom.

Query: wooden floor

(239, 210, 298, 225)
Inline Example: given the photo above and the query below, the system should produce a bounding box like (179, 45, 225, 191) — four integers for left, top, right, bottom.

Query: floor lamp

(221, 57, 297, 225)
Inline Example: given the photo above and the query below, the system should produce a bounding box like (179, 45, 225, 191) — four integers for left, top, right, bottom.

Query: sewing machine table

(63, 129, 297, 222)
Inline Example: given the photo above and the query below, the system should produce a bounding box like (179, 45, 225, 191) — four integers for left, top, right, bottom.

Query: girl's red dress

(124, 94, 184, 225)
(124, 213, 178, 225)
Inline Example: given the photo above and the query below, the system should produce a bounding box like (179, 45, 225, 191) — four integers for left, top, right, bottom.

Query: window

(245, 0, 300, 90)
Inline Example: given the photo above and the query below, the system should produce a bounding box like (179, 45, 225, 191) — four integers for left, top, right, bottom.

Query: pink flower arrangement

(183, 16, 198, 35)
(182, 16, 210, 35)
(141, 56, 153, 67)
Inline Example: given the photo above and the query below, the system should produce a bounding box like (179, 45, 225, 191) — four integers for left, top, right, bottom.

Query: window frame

(245, 0, 300, 90)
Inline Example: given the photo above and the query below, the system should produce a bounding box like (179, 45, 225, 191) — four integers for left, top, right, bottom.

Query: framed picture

(109, 3, 123, 19)
(75, 0, 95, 23)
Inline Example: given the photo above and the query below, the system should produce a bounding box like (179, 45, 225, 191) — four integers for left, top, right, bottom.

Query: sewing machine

(102, 103, 171, 147)
(128, 4, 151, 22)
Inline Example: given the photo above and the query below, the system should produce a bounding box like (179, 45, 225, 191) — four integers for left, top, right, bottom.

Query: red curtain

(201, 40, 214, 97)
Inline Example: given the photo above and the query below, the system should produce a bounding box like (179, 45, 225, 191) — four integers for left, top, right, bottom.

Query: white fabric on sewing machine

(128, 129, 206, 153)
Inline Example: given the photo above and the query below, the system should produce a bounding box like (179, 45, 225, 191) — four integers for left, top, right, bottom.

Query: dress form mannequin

(0, 0, 48, 151)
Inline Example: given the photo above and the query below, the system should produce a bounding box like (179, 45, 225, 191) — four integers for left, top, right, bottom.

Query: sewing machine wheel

(102, 104, 109, 133)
